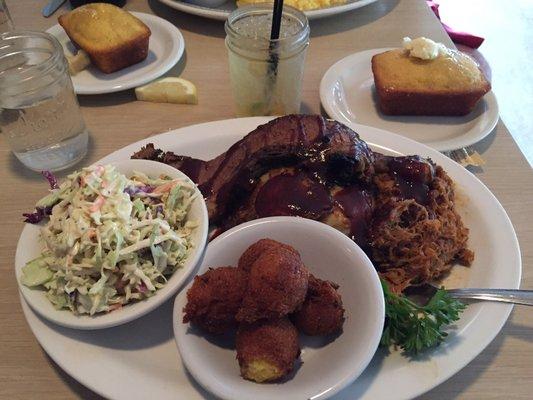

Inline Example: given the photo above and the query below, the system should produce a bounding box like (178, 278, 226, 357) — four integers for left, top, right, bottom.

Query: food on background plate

(21, 165, 197, 315)
(237, 0, 347, 11)
(182, 239, 344, 382)
(183, 266, 248, 334)
(236, 317, 300, 383)
(66, 49, 91, 75)
(371, 37, 491, 116)
(293, 275, 345, 336)
(133, 115, 473, 294)
(70, 0, 127, 6)
(59, 3, 151, 74)
(135, 77, 198, 105)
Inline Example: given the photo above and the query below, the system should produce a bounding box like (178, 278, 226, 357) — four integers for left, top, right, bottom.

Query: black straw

(270, 0, 284, 42)
(265, 0, 284, 113)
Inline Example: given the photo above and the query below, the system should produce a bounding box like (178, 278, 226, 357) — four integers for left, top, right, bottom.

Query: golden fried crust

(371, 50, 490, 116)
(58, 4, 151, 73)
(236, 318, 300, 383)
(238, 238, 299, 273)
(236, 248, 309, 323)
(183, 267, 247, 334)
(293, 275, 345, 336)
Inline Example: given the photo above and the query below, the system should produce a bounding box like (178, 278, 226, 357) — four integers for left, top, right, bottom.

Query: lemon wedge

(67, 50, 91, 75)
(135, 77, 198, 105)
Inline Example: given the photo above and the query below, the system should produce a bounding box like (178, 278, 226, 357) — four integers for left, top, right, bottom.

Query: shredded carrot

(152, 180, 179, 194)
(108, 303, 123, 312)
(94, 165, 105, 177)
(86, 228, 97, 240)
(90, 195, 105, 212)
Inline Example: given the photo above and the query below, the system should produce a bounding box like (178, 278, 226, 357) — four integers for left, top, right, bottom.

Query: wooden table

(1, 0, 532, 399)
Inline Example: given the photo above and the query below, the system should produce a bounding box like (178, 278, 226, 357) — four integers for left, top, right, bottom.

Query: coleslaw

(21, 164, 198, 315)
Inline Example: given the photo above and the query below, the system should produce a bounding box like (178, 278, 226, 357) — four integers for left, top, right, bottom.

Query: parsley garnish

(380, 280, 466, 355)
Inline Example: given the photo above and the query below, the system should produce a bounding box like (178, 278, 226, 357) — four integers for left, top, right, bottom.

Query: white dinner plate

(47, 12, 185, 95)
(320, 48, 499, 151)
(157, 0, 378, 21)
(19, 117, 520, 400)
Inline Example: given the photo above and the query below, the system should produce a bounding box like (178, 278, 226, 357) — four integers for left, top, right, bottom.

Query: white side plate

(320, 48, 499, 151)
(174, 217, 385, 400)
(47, 12, 185, 95)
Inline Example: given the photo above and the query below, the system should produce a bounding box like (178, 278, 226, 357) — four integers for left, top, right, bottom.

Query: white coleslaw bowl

(15, 159, 208, 330)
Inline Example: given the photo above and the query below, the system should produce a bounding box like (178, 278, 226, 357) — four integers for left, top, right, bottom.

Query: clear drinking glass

(0, 0, 13, 33)
(225, 5, 310, 117)
(0, 31, 88, 171)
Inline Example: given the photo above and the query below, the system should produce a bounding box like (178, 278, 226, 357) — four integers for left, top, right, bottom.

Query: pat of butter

(402, 36, 447, 60)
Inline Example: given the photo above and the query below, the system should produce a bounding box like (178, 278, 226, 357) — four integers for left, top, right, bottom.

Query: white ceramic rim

(319, 47, 500, 151)
(173, 216, 385, 400)
(46, 12, 185, 94)
(15, 159, 209, 330)
(157, 0, 378, 21)
(17, 117, 521, 400)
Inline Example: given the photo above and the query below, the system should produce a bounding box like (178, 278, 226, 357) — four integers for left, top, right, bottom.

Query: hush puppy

(183, 266, 247, 334)
(238, 238, 299, 273)
(236, 248, 309, 323)
(236, 317, 300, 383)
(293, 275, 345, 336)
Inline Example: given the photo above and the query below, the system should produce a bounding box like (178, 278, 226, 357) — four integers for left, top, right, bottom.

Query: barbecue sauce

(333, 185, 373, 245)
(387, 156, 434, 205)
(254, 172, 333, 219)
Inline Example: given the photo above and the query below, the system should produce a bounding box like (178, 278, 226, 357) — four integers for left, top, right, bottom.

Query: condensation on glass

(225, 5, 310, 117)
(0, 31, 88, 171)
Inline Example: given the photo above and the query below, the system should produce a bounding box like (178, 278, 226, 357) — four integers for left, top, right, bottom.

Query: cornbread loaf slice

(371, 49, 491, 116)
(59, 3, 151, 74)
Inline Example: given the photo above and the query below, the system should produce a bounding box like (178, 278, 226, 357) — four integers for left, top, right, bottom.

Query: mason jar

(0, 0, 14, 33)
(225, 5, 310, 117)
(0, 31, 88, 171)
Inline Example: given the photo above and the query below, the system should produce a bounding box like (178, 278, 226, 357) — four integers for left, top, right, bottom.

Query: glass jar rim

(225, 4, 310, 49)
(0, 30, 64, 86)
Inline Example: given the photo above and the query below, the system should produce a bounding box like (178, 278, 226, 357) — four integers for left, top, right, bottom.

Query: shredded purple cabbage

(23, 206, 53, 224)
(124, 185, 154, 197)
(22, 171, 60, 223)
(137, 281, 148, 294)
(41, 170, 59, 190)
(155, 205, 164, 217)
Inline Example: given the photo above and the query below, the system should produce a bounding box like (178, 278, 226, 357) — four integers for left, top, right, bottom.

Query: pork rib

(132, 115, 374, 221)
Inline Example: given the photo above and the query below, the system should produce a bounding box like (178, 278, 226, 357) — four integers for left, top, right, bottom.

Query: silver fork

(413, 284, 533, 306)
(444, 146, 485, 166)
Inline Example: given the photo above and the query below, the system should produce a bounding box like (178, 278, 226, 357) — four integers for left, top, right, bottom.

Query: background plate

(19, 117, 520, 400)
(320, 48, 499, 151)
(157, 0, 378, 21)
(47, 12, 185, 95)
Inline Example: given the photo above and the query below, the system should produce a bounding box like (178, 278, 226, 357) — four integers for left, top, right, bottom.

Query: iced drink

(225, 5, 310, 117)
